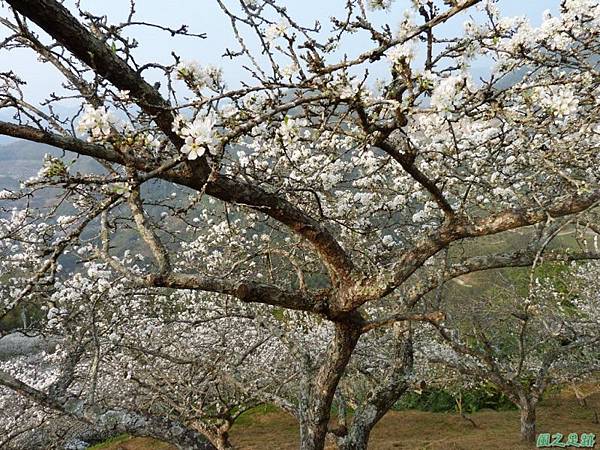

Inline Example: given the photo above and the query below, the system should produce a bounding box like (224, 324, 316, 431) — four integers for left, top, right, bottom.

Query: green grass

(88, 434, 130, 449)
(234, 404, 282, 426)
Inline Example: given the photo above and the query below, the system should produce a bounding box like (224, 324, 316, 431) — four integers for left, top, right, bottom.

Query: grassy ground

(93, 390, 600, 449)
(88, 434, 174, 450)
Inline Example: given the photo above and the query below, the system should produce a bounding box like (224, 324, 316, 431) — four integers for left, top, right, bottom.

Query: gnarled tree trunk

(298, 321, 361, 450)
(196, 422, 234, 450)
(519, 400, 537, 443)
(336, 328, 413, 450)
(210, 432, 234, 450)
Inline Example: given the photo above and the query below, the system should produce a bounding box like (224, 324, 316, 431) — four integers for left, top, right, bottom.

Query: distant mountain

(0, 139, 180, 278)
(0, 139, 106, 191)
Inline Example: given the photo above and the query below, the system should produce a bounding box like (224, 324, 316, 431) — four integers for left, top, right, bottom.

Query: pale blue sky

(0, 1, 558, 104)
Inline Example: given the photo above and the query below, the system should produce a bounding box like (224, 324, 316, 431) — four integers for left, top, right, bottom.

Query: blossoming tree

(1, 0, 600, 448)
(424, 252, 600, 442)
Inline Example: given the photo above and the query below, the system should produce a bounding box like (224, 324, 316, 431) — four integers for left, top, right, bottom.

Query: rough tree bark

(336, 328, 413, 450)
(519, 399, 537, 444)
(200, 422, 234, 450)
(298, 320, 361, 450)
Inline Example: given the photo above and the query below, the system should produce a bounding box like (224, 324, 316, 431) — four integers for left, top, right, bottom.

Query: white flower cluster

(390, 8, 417, 63)
(176, 60, 222, 90)
(381, 234, 395, 247)
(319, 169, 344, 191)
(265, 20, 289, 42)
(368, 0, 394, 10)
(538, 12, 573, 51)
(411, 201, 438, 224)
(173, 114, 219, 160)
(335, 79, 363, 100)
(430, 74, 468, 118)
(281, 63, 299, 79)
(46, 306, 68, 329)
(386, 42, 415, 64)
(534, 85, 579, 118)
(0, 189, 15, 200)
(561, 0, 600, 30)
(115, 89, 131, 102)
(76, 105, 119, 142)
(278, 117, 309, 143)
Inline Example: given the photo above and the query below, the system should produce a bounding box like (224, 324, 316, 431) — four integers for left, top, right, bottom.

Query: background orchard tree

(1, 0, 600, 449)
(424, 229, 600, 443)
(42, 270, 286, 450)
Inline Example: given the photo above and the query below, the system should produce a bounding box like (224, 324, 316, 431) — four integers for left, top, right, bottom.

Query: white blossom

(76, 105, 120, 142)
(176, 114, 218, 159)
(386, 42, 415, 64)
(265, 20, 289, 42)
(534, 85, 579, 118)
(430, 75, 469, 117)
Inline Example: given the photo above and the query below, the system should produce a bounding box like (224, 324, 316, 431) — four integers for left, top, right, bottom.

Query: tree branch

(351, 196, 600, 308)
(0, 121, 354, 282)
